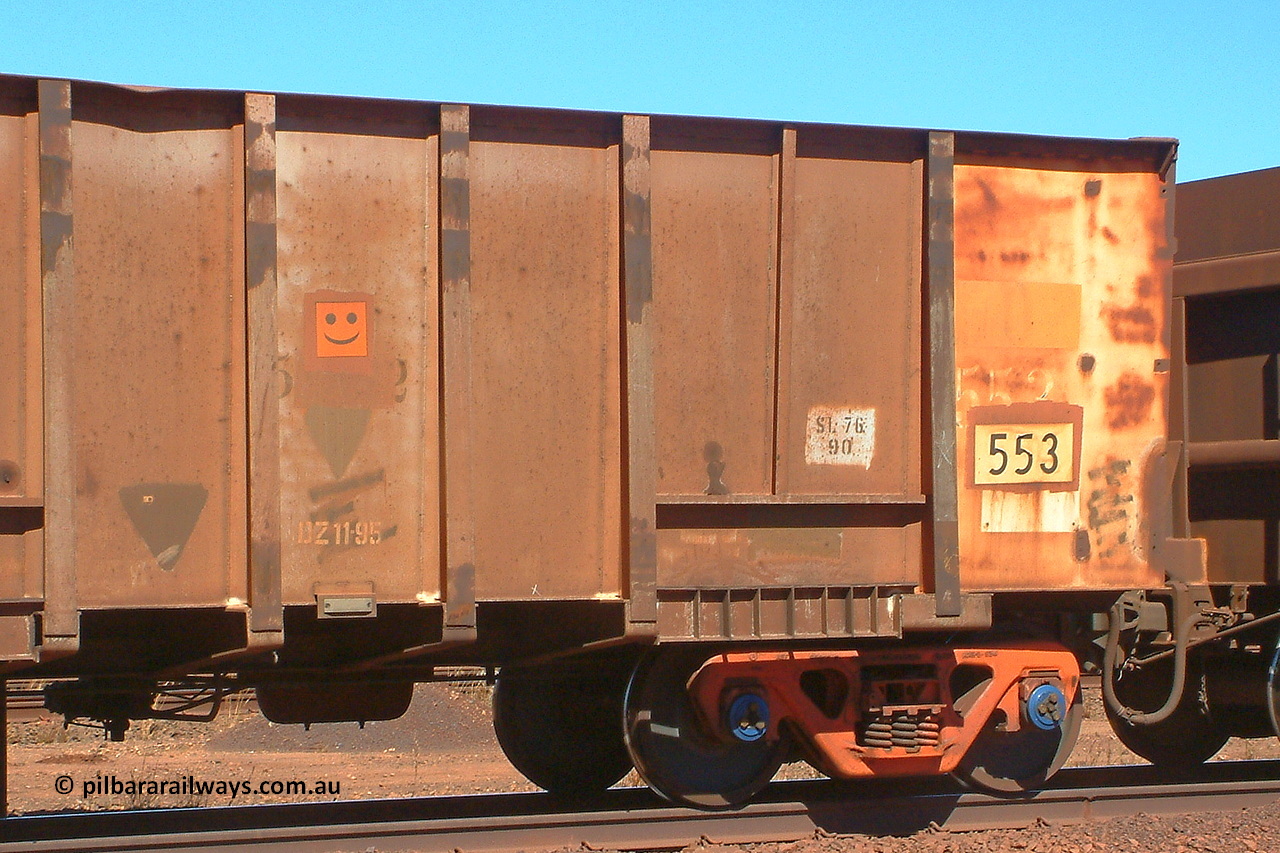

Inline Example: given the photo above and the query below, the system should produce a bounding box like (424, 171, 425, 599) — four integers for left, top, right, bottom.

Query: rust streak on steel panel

(926, 131, 961, 617)
(38, 79, 77, 647)
(772, 127, 795, 496)
(651, 119, 778, 498)
(0, 80, 43, 609)
(245, 92, 283, 635)
(440, 104, 476, 632)
(775, 129, 924, 499)
(465, 109, 621, 600)
(0, 83, 40, 510)
(421, 119, 443, 609)
(623, 114, 657, 626)
(952, 155, 1173, 590)
(71, 89, 245, 609)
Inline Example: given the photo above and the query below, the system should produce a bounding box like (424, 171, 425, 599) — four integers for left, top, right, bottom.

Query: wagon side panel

(70, 88, 247, 608)
(650, 142, 778, 498)
(464, 114, 623, 601)
(0, 81, 42, 607)
(275, 102, 441, 606)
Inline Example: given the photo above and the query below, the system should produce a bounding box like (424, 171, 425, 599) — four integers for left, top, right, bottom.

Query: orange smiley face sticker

(315, 301, 369, 358)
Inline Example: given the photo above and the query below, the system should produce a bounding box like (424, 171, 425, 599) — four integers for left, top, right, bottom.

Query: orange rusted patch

(954, 164, 1169, 591)
(1104, 371, 1155, 429)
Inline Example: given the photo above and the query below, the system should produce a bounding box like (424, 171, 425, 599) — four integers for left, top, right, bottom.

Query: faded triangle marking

(119, 483, 209, 571)
(306, 407, 371, 479)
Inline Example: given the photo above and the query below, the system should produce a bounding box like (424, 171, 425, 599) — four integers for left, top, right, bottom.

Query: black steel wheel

(1104, 657, 1228, 769)
(1269, 641, 1280, 740)
(623, 647, 787, 810)
(492, 660, 633, 796)
(954, 688, 1083, 794)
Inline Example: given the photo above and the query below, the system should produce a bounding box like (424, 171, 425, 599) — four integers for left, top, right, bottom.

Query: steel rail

(2, 761, 1279, 852)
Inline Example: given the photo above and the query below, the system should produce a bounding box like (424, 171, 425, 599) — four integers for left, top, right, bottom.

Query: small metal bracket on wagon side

(897, 593, 992, 632)
(314, 582, 377, 618)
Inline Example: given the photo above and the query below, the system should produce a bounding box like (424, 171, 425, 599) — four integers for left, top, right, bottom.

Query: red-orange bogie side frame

(689, 642, 1081, 779)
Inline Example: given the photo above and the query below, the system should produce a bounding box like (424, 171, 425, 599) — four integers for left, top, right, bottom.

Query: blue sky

(1, 1, 1275, 181)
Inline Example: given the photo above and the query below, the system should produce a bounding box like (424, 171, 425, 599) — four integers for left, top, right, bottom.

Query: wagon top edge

(0, 71, 1175, 172)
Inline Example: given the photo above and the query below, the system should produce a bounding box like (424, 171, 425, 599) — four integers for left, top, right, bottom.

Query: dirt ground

(6, 680, 537, 813)
(7, 683, 1280, 850)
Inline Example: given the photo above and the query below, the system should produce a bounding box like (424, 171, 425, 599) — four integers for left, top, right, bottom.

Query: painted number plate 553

(973, 423, 1074, 486)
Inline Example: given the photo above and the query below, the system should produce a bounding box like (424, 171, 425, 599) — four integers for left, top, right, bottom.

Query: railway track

(1, 760, 1277, 852)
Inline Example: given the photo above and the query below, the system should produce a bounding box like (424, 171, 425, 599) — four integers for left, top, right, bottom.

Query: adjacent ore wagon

(0, 73, 1274, 812)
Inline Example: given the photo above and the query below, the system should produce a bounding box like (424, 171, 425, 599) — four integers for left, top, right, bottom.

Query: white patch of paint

(805, 406, 876, 467)
(980, 489, 1078, 534)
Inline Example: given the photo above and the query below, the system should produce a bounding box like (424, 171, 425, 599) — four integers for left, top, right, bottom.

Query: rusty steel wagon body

(1177, 166, 1280, 583)
(0, 73, 1275, 811)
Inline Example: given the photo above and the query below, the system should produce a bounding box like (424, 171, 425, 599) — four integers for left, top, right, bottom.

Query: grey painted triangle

(306, 407, 372, 480)
(119, 483, 209, 571)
